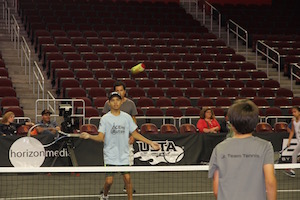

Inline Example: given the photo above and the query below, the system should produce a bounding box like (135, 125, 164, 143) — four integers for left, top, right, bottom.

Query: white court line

(277, 190, 300, 192)
(3, 191, 213, 200)
(4, 190, 300, 200)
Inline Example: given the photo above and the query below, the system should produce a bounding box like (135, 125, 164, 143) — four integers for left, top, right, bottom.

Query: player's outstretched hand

(80, 132, 90, 139)
(150, 141, 160, 150)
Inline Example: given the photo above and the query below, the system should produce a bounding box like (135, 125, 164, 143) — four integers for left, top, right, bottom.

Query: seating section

(16, 0, 296, 131)
(0, 53, 22, 117)
(214, 1, 300, 77)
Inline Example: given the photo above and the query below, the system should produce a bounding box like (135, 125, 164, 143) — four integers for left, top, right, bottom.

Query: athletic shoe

(100, 189, 110, 194)
(100, 194, 109, 200)
(284, 169, 296, 178)
(123, 187, 136, 193)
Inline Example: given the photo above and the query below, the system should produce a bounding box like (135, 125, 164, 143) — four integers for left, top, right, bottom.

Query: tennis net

(0, 164, 300, 200)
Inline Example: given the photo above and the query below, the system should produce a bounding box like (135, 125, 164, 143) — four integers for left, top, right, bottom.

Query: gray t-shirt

(208, 136, 274, 200)
(102, 98, 138, 116)
(39, 120, 58, 128)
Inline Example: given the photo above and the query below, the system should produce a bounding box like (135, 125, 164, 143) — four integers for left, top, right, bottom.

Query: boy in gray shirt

(208, 99, 277, 200)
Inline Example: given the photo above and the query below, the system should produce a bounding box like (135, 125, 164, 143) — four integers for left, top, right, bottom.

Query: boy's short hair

(113, 81, 126, 91)
(228, 99, 259, 134)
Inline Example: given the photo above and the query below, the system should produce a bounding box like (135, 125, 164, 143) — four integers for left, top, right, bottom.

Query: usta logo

(134, 140, 184, 165)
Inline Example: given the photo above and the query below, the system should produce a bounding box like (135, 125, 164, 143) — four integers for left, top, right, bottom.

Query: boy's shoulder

(216, 136, 270, 149)
(120, 111, 132, 118)
(102, 111, 131, 118)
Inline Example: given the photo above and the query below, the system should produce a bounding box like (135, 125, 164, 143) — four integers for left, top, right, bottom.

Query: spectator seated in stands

(36, 109, 60, 134)
(0, 111, 34, 136)
(219, 110, 234, 138)
(196, 107, 220, 133)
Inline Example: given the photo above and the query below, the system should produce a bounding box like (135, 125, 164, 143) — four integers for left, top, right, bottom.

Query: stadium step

(183, 3, 300, 97)
(0, 7, 55, 122)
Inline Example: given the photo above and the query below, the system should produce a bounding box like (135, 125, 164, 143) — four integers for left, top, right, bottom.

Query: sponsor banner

(9, 137, 45, 167)
(0, 134, 103, 167)
(134, 134, 206, 165)
(280, 139, 300, 163)
(0, 132, 288, 167)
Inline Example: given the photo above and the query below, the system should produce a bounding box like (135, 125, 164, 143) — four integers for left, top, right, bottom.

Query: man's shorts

(105, 164, 130, 177)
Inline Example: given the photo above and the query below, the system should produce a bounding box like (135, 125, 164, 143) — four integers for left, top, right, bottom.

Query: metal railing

(180, 0, 198, 19)
(0, 117, 32, 123)
(265, 116, 292, 125)
(179, 116, 225, 127)
(203, 1, 221, 38)
(88, 116, 176, 128)
(290, 63, 300, 91)
(21, 36, 31, 84)
(33, 61, 45, 102)
(227, 20, 248, 60)
(35, 98, 85, 124)
(10, 14, 20, 57)
(3, 0, 10, 31)
(1, 0, 5, 20)
(256, 40, 281, 83)
(46, 91, 56, 120)
(12, 0, 17, 11)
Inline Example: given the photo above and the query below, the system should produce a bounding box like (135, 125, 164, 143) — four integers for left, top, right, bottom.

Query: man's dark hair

(113, 81, 126, 91)
(228, 99, 259, 134)
(292, 106, 300, 112)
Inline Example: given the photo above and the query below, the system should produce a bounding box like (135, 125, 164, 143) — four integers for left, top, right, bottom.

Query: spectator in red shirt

(197, 108, 221, 133)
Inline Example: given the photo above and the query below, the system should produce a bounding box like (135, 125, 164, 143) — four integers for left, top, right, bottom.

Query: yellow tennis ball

(131, 63, 145, 74)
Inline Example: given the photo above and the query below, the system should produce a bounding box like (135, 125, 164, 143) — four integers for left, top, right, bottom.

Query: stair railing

(33, 61, 44, 103)
(21, 36, 31, 84)
(203, 1, 221, 38)
(10, 14, 20, 57)
(3, 0, 10, 31)
(290, 63, 300, 91)
(35, 98, 85, 124)
(256, 40, 281, 83)
(227, 20, 248, 60)
(180, 0, 199, 19)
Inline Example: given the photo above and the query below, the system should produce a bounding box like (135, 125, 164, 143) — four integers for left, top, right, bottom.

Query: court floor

(1, 168, 300, 200)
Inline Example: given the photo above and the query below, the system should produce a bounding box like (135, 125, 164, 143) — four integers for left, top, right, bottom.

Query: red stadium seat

(156, 97, 173, 108)
(4, 107, 24, 117)
(274, 122, 288, 133)
(160, 124, 178, 134)
(140, 123, 159, 134)
(80, 124, 98, 135)
(165, 107, 183, 118)
(179, 124, 197, 134)
(256, 122, 273, 133)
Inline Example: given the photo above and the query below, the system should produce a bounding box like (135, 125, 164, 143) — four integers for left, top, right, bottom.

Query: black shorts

(105, 164, 130, 177)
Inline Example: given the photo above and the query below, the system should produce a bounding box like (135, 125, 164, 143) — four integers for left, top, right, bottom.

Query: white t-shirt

(293, 118, 300, 141)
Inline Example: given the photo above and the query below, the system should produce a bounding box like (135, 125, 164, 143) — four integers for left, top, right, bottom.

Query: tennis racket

(43, 130, 80, 148)
(27, 125, 80, 148)
(275, 146, 289, 164)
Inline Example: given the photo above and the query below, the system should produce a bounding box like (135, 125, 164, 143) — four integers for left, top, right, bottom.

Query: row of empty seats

(61, 81, 293, 99)
(79, 122, 291, 135)
(17, 0, 298, 124)
(71, 94, 296, 115)
(0, 56, 23, 117)
(214, 1, 300, 79)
